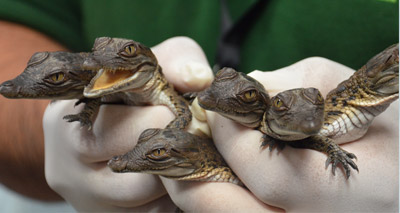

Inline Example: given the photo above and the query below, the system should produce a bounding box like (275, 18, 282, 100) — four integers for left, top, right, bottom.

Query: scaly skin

(196, 67, 270, 128)
(0, 51, 100, 128)
(108, 128, 242, 185)
(259, 88, 358, 178)
(198, 67, 358, 179)
(321, 43, 399, 143)
(260, 88, 325, 141)
(198, 43, 399, 177)
(82, 37, 192, 129)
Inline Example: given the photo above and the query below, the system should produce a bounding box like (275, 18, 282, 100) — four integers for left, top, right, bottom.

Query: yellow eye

(273, 98, 283, 108)
(50, 72, 65, 82)
(152, 148, 166, 156)
(124, 45, 136, 56)
(241, 90, 257, 102)
(245, 90, 256, 99)
(147, 148, 168, 160)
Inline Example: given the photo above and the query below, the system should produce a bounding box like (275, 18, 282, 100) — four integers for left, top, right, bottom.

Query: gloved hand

(206, 57, 399, 212)
(44, 37, 398, 212)
(43, 36, 215, 211)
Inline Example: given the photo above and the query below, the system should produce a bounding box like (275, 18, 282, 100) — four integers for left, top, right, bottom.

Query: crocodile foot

(63, 98, 100, 129)
(63, 113, 93, 130)
(325, 147, 359, 179)
(260, 134, 286, 151)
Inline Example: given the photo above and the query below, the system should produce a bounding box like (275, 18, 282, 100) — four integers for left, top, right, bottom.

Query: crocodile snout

(299, 116, 323, 135)
(82, 55, 100, 69)
(107, 155, 128, 172)
(0, 80, 19, 98)
(197, 91, 217, 110)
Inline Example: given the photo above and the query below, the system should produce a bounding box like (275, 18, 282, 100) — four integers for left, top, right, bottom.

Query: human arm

(0, 20, 65, 201)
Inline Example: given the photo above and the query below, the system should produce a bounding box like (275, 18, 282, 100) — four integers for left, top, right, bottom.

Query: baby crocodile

(321, 43, 399, 143)
(0, 51, 101, 127)
(197, 67, 358, 179)
(82, 37, 192, 129)
(108, 128, 242, 185)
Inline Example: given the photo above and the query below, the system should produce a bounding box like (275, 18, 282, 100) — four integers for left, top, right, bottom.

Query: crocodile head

(197, 67, 270, 128)
(364, 43, 399, 96)
(326, 43, 399, 108)
(108, 128, 239, 183)
(108, 128, 203, 177)
(264, 88, 325, 140)
(83, 37, 158, 98)
(0, 51, 95, 99)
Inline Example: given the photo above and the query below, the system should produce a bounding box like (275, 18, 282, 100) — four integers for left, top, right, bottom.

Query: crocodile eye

(303, 88, 324, 104)
(239, 89, 257, 102)
(153, 148, 165, 156)
(274, 98, 282, 108)
(50, 72, 65, 83)
(147, 148, 168, 160)
(121, 44, 136, 57)
(244, 90, 256, 99)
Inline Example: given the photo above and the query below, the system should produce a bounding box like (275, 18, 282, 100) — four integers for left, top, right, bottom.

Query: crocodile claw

(260, 134, 286, 151)
(63, 113, 93, 130)
(74, 97, 97, 106)
(325, 148, 358, 179)
(182, 92, 198, 102)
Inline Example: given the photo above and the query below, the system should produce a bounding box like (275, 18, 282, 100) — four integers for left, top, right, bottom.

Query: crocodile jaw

(83, 67, 153, 98)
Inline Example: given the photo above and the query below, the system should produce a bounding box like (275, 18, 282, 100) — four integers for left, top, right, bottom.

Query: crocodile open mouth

(83, 67, 142, 98)
(91, 68, 136, 91)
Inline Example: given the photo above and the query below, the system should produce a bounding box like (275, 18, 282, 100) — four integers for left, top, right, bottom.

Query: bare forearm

(0, 20, 66, 201)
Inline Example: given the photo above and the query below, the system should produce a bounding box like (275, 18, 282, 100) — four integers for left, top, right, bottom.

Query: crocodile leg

(157, 82, 192, 129)
(167, 95, 192, 129)
(63, 98, 101, 129)
(287, 135, 358, 179)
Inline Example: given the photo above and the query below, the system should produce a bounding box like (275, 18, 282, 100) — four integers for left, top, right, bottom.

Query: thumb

(151, 36, 213, 93)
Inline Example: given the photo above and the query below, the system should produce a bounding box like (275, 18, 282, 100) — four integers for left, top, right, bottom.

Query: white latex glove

(45, 36, 398, 212)
(207, 57, 399, 212)
(43, 37, 215, 211)
(44, 37, 278, 212)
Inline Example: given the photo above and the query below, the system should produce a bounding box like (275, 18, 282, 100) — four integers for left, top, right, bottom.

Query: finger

(43, 100, 170, 209)
(206, 110, 340, 209)
(249, 57, 355, 96)
(83, 195, 176, 212)
(206, 59, 399, 211)
(160, 178, 282, 212)
(151, 36, 214, 93)
(43, 100, 175, 163)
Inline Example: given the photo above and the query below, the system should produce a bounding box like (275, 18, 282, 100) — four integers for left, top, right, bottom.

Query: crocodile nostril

(107, 155, 128, 172)
(0, 81, 18, 97)
(0, 80, 14, 88)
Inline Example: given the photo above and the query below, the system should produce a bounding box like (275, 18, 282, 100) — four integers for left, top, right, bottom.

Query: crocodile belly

(320, 107, 375, 144)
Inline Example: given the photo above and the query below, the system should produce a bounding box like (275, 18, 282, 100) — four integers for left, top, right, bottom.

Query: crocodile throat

(92, 68, 136, 90)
